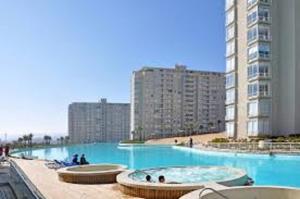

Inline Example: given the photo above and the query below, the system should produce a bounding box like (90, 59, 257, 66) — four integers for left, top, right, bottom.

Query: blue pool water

(14, 143, 300, 187)
(129, 166, 245, 184)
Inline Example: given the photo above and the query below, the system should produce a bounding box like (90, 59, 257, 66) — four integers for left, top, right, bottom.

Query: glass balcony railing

(248, 0, 272, 9)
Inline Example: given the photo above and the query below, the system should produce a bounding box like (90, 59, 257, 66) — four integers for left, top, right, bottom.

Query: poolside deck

(12, 158, 141, 199)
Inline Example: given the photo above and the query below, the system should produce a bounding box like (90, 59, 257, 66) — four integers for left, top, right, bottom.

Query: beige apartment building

(69, 98, 130, 143)
(225, 0, 300, 139)
(131, 65, 225, 139)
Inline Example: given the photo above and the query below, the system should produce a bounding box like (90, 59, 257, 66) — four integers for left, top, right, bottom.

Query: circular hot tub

(180, 186, 300, 199)
(117, 166, 248, 199)
(57, 164, 127, 184)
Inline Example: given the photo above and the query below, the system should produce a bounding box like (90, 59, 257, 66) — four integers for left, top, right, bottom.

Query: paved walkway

(146, 132, 226, 145)
(12, 158, 141, 199)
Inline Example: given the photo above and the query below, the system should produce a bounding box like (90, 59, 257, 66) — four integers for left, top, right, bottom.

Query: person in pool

(158, 175, 165, 183)
(145, 175, 152, 182)
(80, 154, 89, 165)
(72, 154, 79, 165)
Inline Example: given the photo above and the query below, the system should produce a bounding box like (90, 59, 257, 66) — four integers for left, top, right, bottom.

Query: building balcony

(248, 92, 271, 100)
(225, 115, 235, 121)
(225, 99, 235, 105)
(248, 16, 272, 28)
(248, 34, 272, 45)
(248, 0, 272, 10)
(248, 73, 271, 82)
(248, 52, 271, 64)
(247, 118, 271, 136)
(225, 0, 235, 11)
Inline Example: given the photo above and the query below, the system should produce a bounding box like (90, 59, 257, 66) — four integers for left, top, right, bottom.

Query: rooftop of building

(134, 64, 225, 75)
(69, 98, 130, 106)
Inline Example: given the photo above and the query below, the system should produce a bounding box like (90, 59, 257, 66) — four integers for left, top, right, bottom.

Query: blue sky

(0, 0, 225, 139)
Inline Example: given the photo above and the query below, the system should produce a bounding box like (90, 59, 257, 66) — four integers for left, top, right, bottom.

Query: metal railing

(199, 187, 229, 199)
(206, 142, 300, 152)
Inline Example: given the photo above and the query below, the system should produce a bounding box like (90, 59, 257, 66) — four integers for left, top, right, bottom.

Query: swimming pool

(13, 143, 300, 188)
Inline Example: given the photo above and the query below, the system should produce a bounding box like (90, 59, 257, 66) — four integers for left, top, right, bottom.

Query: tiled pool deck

(12, 158, 141, 199)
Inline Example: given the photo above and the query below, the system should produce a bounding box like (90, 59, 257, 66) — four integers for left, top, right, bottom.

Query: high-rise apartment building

(69, 98, 130, 143)
(225, 0, 300, 138)
(131, 65, 225, 139)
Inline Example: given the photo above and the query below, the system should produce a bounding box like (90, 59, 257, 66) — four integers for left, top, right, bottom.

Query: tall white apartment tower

(225, 0, 300, 139)
(131, 65, 225, 139)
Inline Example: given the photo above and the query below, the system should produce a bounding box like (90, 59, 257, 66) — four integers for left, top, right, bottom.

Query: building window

(248, 45, 258, 61)
(259, 99, 271, 116)
(226, 40, 235, 57)
(226, 25, 235, 41)
(258, 64, 269, 77)
(247, 9, 258, 25)
(225, 0, 235, 10)
(248, 64, 258, 79)
(248, 26, 257, 43)
(248, 119, 270, 136)
(226, 9, 235, 26)
(226, 105, 235, 120)
(248, 82, 270, 97)
(248, 25, 271, 43)
(248, 63, 269, 79)
(248, 101, 258, 116)
(247, 0, 258, 8)
(247, 119, 258, 136)
(226, 88, 235, 104)
(258, 6, 271, 22)
(226, 122, 235, 137)
(258, 25, 271, 40)
(259, 83, 270, 96)
(247, 6, 271, 25)
(258, 43, 270, 59)
(226, 73, 235, 88)
(248, 83, 258, 97)
(226, 57, 235, 72)
(248, 43, 270, 61)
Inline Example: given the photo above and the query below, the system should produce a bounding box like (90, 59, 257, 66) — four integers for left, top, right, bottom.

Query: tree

(208, 122, 214, 132)
(28, 133, 34, 147)
(59, 136, 64, 145)
(188, 123, 194, 136)
(64, 136, 70, 144)
(136, 126, 143, 141)
(18, 137, 24, 147)
(199, 125, 204, 133)
(48, 136, 52, 144)
(23, 135, 29, 146)
(217, 120, 222, 131)
(44, 135, 52, 145)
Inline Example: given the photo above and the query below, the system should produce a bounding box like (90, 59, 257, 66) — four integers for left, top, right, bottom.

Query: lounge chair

(59, 161, 78, 167)
(45, 160, 78, 169)
(20, 153, 38, 160)
(45, 161, 64, 170)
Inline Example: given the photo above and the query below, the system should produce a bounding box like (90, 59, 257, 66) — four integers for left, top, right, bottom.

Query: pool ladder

(199, 187, 229, 199)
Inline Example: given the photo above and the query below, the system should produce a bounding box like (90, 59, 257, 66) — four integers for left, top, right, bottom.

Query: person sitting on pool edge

(80, 154, 89, 165)
(158, 175, 165, 183)
(72, 154, 80, 165)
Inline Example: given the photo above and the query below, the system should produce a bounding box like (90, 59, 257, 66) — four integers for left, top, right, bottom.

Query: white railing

(206, 142, 300, 152)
